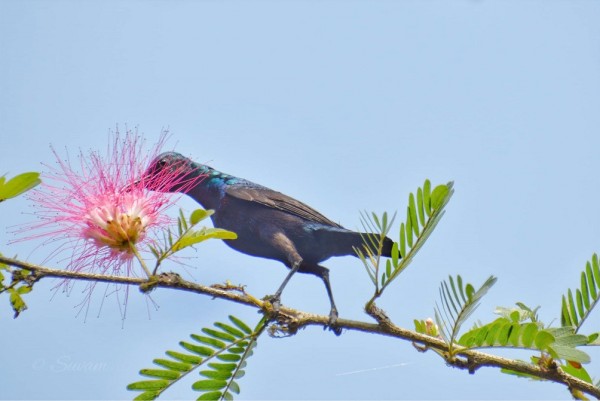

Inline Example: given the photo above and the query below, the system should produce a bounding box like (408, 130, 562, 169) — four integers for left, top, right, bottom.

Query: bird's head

(139, 151, 205, 193)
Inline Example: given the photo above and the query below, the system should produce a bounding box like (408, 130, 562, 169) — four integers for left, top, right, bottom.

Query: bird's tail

(316, 228, 396, 258)
(359, 234, 395, 258)
(381, 236, 395, 258)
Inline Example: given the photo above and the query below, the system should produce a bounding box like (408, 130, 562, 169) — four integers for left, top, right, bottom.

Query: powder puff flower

(15, 129, 203, 317)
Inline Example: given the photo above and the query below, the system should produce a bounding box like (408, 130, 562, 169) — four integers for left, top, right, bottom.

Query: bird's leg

(320, 268, 339, 325)
(263, 231, 303, 313)
(302, 263, 342, 336)
(268, 259, 302, 312)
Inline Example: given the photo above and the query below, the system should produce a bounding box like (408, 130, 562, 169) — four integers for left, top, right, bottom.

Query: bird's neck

(187, 163, 238, 209)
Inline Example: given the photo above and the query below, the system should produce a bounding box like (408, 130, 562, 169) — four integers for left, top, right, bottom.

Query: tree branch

(1, 255, 599, 399)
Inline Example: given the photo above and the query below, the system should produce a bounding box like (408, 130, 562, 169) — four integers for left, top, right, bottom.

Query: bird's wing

(225, 185, 343, 228)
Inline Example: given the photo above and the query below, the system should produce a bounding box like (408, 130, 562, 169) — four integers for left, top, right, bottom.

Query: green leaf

(509, 311, 520, 322)
(133, 391, 160, 401)
(192, 380, 227, 391)
(484, 319, 504, 346)
(465, 284, 474, 300)
(229, 315, 252, 334)
(405, 207, 413, 248)
(551, 331, 588, 347)
(548, 345, 590, 364)
(399, 223, 406, 258)
(227, 347, 245, 354)
(200, 370, 232, 380)
(140, 369, 181, 380)
(534, 331, 555, 350)
(197, 391, 222, 400)
(217, 354, 241, 362)
(228, 381, 241, 395)
(17, 285, 32, 294)
(473, 324, 489, 345)
(180, 341, 214, 357)
(208, 363, 237, 372)
(165, 351, 202, 365)
(168, 230, 174, 249)
(561, 296, 572, 327)
(391, 241, 399, 268)
(430, 184, 449, 210)
(423, 179, 432, 216)
(587, 332, 599, 344)
(414, 319, 425, 334)
(586, 262, 597, 300)
(202, 328, 236, 342)
(190, 209, 214, 225)
(567, 289, 579, 327)
(441, 281, 458, 318)
(576, 289, 584, 319)
(127, 380, 169, 391)
(593, 254, 600, 289)
(495, 320, 513, 346)
(178, 209, 187, 234)
(0, 172, 41, 202)
(448, 276, 461, 310)
(561, 363, 593, 383)
(174, 228, 237, 251)
(191, 334, 226, 350)
(8, 289, 27, 318)
(520, 323, 538, 348)
(408, 193, 419, 236)
(508, 323, 521, 347)
(497, 302, 540, 323)
(149, 245, 159, 259)
(416, 187, 426, 226)
(153, 358, 192, 372)
(214, 322, 245, 338)
(457, 275, 466, 304)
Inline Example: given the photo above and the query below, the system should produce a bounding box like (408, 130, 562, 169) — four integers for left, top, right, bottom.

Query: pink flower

(15, 129, 203, 317)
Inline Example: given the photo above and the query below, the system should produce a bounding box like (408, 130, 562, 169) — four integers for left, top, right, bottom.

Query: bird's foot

(326, 307, 342, 336)
(263, 294, 282, 315)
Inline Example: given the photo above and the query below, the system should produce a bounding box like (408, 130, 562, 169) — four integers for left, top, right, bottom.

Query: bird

(141, 152, 395, 333)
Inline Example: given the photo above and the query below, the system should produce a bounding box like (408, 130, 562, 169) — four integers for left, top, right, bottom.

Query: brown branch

(1, 255, 599, 399)
(0, 255, 262, 307)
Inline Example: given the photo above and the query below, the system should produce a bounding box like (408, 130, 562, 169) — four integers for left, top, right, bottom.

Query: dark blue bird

(142, 152, 395, 332)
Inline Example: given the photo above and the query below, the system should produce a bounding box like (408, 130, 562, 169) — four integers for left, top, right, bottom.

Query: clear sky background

(2, 1, 600, 399)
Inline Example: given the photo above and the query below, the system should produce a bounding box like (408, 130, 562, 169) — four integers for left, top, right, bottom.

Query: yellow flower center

(84, 198, 151, 255)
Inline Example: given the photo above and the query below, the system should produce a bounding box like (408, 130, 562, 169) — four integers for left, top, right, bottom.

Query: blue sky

(1, 1, 600, 399)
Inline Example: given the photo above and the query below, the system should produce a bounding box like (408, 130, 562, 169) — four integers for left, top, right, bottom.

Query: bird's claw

(263, 294, 282, 314)
(326, 307, 342, 336)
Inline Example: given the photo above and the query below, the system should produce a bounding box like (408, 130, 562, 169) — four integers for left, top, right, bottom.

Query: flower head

(15, 129, 203, 316)
(82, 192, 155, 257)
